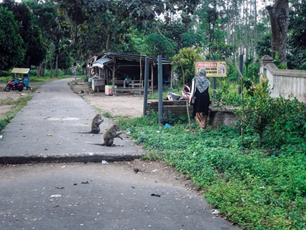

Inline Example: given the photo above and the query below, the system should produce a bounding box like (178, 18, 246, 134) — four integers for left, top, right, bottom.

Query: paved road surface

(0, 79, 143, 164)
(0, 162, 240, 230)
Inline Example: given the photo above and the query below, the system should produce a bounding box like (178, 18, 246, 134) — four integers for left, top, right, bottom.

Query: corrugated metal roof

(92, 58, 113, 68)
(11, 68, 30, 74)
(104, 52, 172, 64)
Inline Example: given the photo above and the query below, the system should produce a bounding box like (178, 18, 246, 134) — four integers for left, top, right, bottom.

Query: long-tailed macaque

(91, 114, 104, 134)
(102, 124, 123, 146)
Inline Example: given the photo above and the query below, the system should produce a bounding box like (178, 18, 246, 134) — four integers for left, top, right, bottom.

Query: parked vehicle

(166, 85, 191, 101)
(181, 85, 191, 100)
(4, 78, 24, 92)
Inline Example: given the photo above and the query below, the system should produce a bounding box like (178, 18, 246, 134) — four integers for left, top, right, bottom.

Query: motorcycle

(167, 85, 191, 101)
(4, 78, 24, 92)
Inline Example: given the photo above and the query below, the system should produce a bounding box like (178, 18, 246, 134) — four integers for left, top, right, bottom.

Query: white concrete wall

(260, 56, 306, 103)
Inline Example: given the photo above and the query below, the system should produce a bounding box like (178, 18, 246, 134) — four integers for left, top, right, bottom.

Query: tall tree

(287, 0, 306, 69)
(172, 47, 202, 84)
(266, 0, 289, 64)
(56, 0, 200, 55)
(0, 7, 25, 70)
(1, 0, 47, 68)
(25, 0, 73, 75)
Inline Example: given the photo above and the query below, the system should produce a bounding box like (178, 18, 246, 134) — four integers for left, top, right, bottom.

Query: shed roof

(92, 58, 113, 68)
(11, 68, 30, 74)
(103, 52, 172, 65)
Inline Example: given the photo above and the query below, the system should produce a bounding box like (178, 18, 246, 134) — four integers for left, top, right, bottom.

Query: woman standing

(189, 68, 211, 130)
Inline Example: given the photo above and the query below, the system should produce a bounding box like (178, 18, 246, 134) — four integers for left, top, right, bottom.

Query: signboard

(195, 61, 227, 77)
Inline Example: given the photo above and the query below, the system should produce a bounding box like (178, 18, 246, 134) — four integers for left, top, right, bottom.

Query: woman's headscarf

(195, 68, 211, 93)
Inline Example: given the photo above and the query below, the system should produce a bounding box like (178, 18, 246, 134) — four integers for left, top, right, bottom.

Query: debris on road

(212, 209, 220, 215)
(151, 193, 161, 197)
(50, 194, 62, 198)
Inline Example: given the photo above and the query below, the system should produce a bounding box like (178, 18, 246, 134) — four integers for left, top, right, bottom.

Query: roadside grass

(93, 106, 114, 119)
(0, 98, 18, 106)
(30, 75, 71, 82)
(31, 75, 86, 82)
(0, 95, 33, 133)
(0, 75, 85, 83)
(118, 112, 306, 230)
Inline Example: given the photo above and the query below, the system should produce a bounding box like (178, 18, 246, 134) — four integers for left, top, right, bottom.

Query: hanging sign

(195, 61, 227, 77)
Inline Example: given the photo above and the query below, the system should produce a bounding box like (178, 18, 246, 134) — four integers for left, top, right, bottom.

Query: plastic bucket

(105, 85, 113, 96)
(105, 85, 117, 96)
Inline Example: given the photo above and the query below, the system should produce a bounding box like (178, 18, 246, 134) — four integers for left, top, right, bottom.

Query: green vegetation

(1, 0, 304, 76)
(172, 47, 202, 85)
(118, 111, 305, 229)
(0, 95, 33, 133)
(116, 78, 306, 230)
(0, 7, 25, 70)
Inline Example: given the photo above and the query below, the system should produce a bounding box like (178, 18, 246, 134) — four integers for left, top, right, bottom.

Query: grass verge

(0, 95, 33, 133)
(118, 112, 306, 230)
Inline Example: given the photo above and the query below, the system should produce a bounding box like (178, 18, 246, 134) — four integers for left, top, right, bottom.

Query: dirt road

(69, 80, 147, 118)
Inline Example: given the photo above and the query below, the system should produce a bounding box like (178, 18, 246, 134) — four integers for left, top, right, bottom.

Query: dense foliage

(1, 0, 47, 69)
(0, 7, 25, 70)
(1, 0, 306, 75)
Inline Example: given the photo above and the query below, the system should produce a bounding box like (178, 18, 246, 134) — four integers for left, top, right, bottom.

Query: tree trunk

(55, 52, 59, 77)
(41, 66, 45, 76)
(254, 0, 258, 48)
(106, 32, 113, 51)
(37, 64, 41, 77)
(244, 0, 249, 59)
(266, 0, 289, 63)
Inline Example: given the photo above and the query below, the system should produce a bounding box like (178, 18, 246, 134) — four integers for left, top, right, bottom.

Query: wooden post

(170, 67, 173, 89)
(140, 56, 143, 82)
(143, 57, 149, 116)
(151, 63, 154, 93)
(112, 58, 116, 95)
(158, 55, 163, 123)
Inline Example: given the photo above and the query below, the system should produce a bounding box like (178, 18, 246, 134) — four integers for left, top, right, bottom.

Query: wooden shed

(89, 52, 172, 93)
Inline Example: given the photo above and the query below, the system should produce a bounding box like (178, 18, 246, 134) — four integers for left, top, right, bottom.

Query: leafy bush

(0, 70, 11, 77)
(236, 75, 306, 148)
(213, 78, 241, 107)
